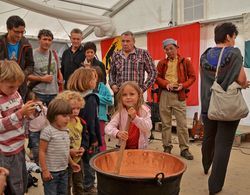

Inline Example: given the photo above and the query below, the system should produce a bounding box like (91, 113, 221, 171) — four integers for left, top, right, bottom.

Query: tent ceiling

(0, 0, 126, 41)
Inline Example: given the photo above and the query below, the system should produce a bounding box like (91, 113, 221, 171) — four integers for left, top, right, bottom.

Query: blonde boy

(0, 60, 36, 194)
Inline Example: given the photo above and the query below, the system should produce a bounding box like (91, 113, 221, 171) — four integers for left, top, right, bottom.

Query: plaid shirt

(109, 47, 156, 91)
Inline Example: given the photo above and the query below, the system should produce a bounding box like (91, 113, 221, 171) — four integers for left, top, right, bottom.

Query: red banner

(147, 23, 200, 106)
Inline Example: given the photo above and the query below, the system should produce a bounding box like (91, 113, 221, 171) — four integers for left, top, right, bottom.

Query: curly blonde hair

(55, 90, 85, 108)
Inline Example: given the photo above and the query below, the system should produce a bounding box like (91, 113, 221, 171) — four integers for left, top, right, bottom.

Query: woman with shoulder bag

(200, 22, 250, 195)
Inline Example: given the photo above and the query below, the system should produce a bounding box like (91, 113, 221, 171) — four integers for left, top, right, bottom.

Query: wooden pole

(114, 116, 132, 175)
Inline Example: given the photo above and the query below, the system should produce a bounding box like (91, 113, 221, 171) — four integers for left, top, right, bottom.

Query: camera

(34, 104, 42, 113)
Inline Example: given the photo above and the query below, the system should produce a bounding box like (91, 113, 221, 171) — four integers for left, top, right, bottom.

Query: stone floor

(27, 129, 250, 195)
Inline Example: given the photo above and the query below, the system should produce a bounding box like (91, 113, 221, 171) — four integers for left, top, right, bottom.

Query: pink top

(105, 105, 152, 149)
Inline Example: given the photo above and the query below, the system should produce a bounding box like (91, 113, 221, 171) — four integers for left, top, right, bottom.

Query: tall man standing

(0, 15, 34, 100)
(61, 28, 85, 88)
(109, 31, 156, 94)
(156, 38, 196, 160)
(28, 29, 62, 106)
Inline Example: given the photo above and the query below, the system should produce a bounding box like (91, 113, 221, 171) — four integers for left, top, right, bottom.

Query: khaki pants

(159, 90, 189, 151)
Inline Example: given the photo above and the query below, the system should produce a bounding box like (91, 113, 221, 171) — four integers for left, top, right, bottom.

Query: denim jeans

(35, 93, 56, 106)
(28, 131, 40, 165)
(83, 147, 99, 189)
(43, 169, 68, 195)
(0, 150, 27, 195)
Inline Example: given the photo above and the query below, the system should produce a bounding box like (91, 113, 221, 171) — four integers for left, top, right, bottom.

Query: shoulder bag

(208, 47, 249, 121)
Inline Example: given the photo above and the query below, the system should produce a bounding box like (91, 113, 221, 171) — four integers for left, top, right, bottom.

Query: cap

(162, 38, 178, 48)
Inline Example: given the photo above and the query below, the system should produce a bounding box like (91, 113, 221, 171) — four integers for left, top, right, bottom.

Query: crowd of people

(0, 15, 249, 195)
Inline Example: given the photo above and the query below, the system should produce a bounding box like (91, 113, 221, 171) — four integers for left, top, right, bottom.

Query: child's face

(0, 81, 20, 96)
(121, 85, 139, 109)
(85, 49, 95, 61)
(53, 114, 70, 129)
(89, 73, 97, 89)
(69, 100, 82, 118)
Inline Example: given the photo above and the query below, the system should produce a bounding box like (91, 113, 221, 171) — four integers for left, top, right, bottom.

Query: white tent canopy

(0, 0, 172, 41)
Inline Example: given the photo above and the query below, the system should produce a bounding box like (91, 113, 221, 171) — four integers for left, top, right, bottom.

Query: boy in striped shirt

(0, 60, 37, 195)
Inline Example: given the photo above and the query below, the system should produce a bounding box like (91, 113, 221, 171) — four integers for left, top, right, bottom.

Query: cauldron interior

(92, 149, 186, 178)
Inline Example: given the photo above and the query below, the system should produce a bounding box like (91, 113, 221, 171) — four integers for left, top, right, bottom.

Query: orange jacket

(156, 54, 196, 101)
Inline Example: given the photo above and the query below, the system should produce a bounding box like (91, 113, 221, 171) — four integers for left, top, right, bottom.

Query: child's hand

(116, 130, 128, 141)
(71, 163, 81, 173)
(78, 147, 85, 156)
(42, 170, 53, 181)
(127, 107, 136, 119)
(70, 149, 79, 158)
(0, 167, 9, 195)
(20, 101, 36, 118)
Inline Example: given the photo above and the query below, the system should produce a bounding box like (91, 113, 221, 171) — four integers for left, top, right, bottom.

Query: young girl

(93, 66, 113, 151)
(26, 91, 48, 165)
(55, 90, 88, 195)
(105, 81, 152, 149)
(67, 67, 101, 193)
(39, 98, 80, 195)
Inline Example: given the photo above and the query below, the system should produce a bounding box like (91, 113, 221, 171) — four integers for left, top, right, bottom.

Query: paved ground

(27, 130, 250, 195)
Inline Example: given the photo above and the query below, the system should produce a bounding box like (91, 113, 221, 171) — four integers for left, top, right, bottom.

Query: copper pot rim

(90, 149, 187, 180)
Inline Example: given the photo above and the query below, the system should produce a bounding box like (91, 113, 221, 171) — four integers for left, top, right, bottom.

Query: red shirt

(126, 122, 140, 149)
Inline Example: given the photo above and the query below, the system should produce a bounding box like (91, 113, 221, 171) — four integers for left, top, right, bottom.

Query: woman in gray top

(200, 22, 249, 195)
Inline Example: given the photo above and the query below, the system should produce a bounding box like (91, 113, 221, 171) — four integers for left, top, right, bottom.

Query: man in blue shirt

(0, 15, 34, 100)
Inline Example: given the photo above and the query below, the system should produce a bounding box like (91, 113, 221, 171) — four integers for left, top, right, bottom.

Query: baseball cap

(162, 38, 179, 48)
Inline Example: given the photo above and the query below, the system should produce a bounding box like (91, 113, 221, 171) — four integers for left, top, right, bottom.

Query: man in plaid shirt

(109, 31, 156, 94)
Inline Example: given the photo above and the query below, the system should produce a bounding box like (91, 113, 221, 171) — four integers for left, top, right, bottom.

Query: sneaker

(163, 145, 173, 154)
(84, 186, 97, 194)
(180, 149, 194, 160)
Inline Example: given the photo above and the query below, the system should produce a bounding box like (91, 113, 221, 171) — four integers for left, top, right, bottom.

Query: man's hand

(41, 75, 53, 83)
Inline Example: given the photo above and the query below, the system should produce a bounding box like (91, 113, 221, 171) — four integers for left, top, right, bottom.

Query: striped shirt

(0, 92, 25, 155)
(109, 47, 156, 91)
(40, 124, 70, 172)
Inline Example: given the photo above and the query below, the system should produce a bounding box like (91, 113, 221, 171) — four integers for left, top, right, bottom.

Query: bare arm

(39, 140, 53, 181)
(236, 67, 249, 88)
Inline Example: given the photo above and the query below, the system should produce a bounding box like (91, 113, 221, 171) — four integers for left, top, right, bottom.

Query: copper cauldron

(90, 149, 186, 195)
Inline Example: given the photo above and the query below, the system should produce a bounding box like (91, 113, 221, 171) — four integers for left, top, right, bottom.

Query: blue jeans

(43, 169, 68, 195)
(83, 147, 99, 189)
(35, 93, 56, 106)
(28, 131, 40, 165)
(0, 150, 27, 195)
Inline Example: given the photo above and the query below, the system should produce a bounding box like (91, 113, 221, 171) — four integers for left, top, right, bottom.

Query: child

(67, 67, 101, 193)
(55, 90, 88, 195)
(39, 98, 80, 195)
(93, 66, 113, 151)
(105, 81, 152, 149)
(26, 91, 48, 165)
(0, 60, 37, 195)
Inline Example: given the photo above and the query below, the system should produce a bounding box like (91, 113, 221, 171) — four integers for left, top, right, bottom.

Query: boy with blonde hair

(0, 60, 37, 194)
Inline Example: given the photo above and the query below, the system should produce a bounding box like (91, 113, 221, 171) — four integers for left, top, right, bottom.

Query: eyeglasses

(12, 29, 26, 35)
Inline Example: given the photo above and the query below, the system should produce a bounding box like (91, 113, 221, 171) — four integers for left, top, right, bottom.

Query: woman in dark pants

(200, 22, 249, 194)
